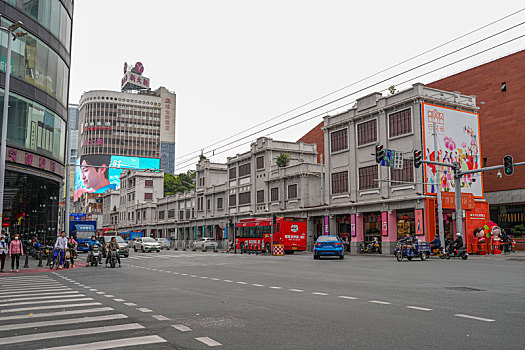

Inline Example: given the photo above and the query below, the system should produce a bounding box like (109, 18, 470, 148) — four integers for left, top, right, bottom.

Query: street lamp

(0, 18, 26, 227)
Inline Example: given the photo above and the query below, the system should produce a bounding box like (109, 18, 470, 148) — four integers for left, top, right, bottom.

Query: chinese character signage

(6, 147, 64, 176)
(121, 70, 150, 91)
(422, 103, 483, 198)
(158, 87, 176, 143)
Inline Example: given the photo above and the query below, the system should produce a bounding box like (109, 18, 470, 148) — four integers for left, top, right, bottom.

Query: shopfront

(395, 210, 415, 241)
(363, 212, 382, 244)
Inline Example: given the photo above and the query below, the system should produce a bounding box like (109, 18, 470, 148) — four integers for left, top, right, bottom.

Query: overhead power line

(175, 7, 525, 164)
(174, 22, 525, 171)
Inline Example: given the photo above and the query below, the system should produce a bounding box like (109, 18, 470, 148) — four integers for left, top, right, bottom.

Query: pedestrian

(9, 234, 23, 272)
(0, 235, 8, 272)
(68, 235, 78, 267)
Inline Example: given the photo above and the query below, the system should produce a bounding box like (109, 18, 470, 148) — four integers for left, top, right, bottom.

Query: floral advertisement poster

(422, 103, 483, 198)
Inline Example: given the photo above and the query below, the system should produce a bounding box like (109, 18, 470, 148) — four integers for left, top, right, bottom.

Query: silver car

(156, 238, 170, 250)
(191, 237, 218, 250)
(134, 237, 161, 253)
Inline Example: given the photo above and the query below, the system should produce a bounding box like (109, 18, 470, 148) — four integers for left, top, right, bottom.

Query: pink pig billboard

(422, 103, 483, 198)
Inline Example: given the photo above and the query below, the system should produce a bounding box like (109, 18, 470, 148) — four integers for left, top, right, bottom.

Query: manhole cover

(445, 287, 485, 292)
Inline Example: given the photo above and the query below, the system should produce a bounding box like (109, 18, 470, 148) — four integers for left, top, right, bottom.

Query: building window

(207, 199, 211, 211)
(330, 128, 348, 153)
(256, 190, 264, 203)
(359, 165, 379, 190)
(238, 192, 251, 205)
(197, 197, 204, 211)
(229, 194, 236, 207)
(179, 210, 184, 220)
(271, 187, 279, 202)
(331, 171, 349, 194)
(391, 159, 414, 186)
(144, 180, 153, 187)
(159, 211, 165, 220)
(239, 163, 251, 177)
(217, 197, 223, 210)
(357, 120, 377, 146)
(389, 108, 412, 138)
(144, 193, 153, 200)
(229, 167, 236, 179)
(199, 177, 205, 187)
(168, 209, 175, 218)
(288, 184, 298, 199)
(256, 156, 265, 170)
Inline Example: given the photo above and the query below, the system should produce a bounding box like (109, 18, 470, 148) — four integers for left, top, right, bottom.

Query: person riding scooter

(429, 234, 441, 253)
(86, 235, 102, 264)
(451, 233, 464, 253)
(105, 237, 121, 268)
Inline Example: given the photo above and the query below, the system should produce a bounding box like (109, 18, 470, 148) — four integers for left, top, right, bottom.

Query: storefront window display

(0, 89, 66, 163)
(396, 210, 415, 241)
(0, 17, 69, 106)
(363, 212, 381, 243)
(2, 0, 72, 51)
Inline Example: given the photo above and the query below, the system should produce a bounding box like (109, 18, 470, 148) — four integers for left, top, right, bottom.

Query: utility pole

(433, 124, 445, 246)
(453, 163, 463, 238)
(320, 154, 324, 205)
(64, 124, 71, 237)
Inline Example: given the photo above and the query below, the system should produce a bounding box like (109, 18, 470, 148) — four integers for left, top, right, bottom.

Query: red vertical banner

(351, 214, 356, 237)
(415, 209, 424, 236)
(382, 212, 388, 236)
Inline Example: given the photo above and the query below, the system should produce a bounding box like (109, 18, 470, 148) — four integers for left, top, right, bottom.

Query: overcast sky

(69, 1, 525, 173)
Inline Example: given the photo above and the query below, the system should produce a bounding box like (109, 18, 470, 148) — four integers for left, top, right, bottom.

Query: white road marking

(89, 289, 98, 291)
(104, 295, 115, 298)
(0, 297, 93, 307)
(0, 292, 81, 302)
(211, 278, 220, 281)
(0, 276, 53, 282)
(223, 280, 233, 283)
(127, 257, 140, 259)
(137, 307, 152, 313)
(407, 306, 433, 311)
(124, 302, 136, 306)
(152, 314, 170, 321)
(172, 324, 192, 332)
(190, 275, 198, 277)
(181, 273, 188, 276)
(236, 282, 247, 285)
(369, 300, 391, 305)
(196, 336, 222, 347)
(252, 284, 264, 287)
(312, 292, 328, 296)
(173, 272, 180, 274)
(0, 286, 69, 294)
(289, 289, 304, 292)
(0, 307, 111, 321)
(0, 302, 101, 313)
(455, 314, 495, 322)
(113, 298, 125, 302)
(0, 314, 128, 331)
(200, 276, 209, 279)
(269, 286, 282, 289)
(40, 335, 167, 350)
(338, 296, 358, 300)
(96, 292, 105, 294)
(0, 282, 63, 288)
(0, 323, 144, 346)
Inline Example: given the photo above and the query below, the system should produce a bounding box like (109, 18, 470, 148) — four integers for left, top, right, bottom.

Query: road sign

(393, 151, 404, 170)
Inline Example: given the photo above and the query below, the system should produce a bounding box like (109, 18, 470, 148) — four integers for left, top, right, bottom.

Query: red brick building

(298, 121, 324, 163)
(299, 50, 525, 235)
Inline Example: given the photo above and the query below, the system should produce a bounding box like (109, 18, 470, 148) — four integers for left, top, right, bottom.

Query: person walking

(9, 234, 23, 272)
(0, 235, 8, 272)
(68, 235, 78, 267)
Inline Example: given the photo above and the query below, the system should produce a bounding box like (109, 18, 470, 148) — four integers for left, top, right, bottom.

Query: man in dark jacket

(430, 234, 441, 252)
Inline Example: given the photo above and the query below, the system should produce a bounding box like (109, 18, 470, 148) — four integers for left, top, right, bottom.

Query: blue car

(314, 235, 344, 260)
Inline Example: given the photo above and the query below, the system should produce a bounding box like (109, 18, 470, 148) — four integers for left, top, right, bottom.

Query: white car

(134, 237, 161, 253)
(191, 237, 218, 250)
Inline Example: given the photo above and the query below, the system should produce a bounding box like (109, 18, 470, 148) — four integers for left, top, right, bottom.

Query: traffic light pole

(432, 124, 445, 248)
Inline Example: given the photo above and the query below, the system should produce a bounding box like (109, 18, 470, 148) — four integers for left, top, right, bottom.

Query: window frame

(287, 184, 298, 199)
(256, 190, 264, 204)
(331, 171, 349, 194)
(387, 107, 413, 139)
(356, 118, 378, 147)
(270, 187, 279, 202)
(256, 155, 265, 170)
(358, 165, 379, 191)
(238, 192, 251, 205)
(390, 159, 415, 186)
(330, 128, 348, 153)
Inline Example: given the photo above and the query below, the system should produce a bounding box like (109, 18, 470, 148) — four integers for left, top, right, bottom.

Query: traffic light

(413, 150, 423, 168)
(272, 214, 277, 225)
(375, 144, 385, 164)
(503, 155, 514, 176)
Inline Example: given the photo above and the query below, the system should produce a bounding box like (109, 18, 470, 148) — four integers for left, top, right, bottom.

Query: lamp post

(0, 19, 26, 228)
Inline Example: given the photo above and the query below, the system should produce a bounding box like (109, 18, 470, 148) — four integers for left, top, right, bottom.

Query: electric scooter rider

(451, 233, 464, 253)
(429, 234, 441, 252)
(86, 235, 102, 264)
(105, 237, 121, 267)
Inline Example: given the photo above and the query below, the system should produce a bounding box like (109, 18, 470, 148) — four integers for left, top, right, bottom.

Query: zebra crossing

(0, 274, 168, 349)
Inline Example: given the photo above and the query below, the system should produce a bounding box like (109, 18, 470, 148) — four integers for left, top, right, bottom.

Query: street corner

(0, 262, 87, 277)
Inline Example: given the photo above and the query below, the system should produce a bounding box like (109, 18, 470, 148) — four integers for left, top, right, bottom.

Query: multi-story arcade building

(0, 0, 73, 240)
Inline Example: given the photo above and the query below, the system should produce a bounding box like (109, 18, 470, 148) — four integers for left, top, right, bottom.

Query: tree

(276, 153, 290, 167)
(199, 154, 207, 163)
(388, 85, 397, 95)
(164, 170, 196, 196)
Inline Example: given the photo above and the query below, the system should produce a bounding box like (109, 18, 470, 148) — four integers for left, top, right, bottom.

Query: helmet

(456, 233, 462, 237)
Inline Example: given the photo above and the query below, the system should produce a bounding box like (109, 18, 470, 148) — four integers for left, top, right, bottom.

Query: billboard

(74, 154, 160, 201)
(422, 103, 483, 198)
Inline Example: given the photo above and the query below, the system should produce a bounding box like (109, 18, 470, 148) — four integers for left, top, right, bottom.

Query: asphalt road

(0, 250, 524, 349)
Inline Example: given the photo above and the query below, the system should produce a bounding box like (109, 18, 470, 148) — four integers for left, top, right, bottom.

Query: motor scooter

(446, 241, 468, 260)
(87, 245, 101, 266)
(109, 249, 118, 268)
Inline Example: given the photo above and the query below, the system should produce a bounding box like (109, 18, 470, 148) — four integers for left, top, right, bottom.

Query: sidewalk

(0, 255, 86, 277)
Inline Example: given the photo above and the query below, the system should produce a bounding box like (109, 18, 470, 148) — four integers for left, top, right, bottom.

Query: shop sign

(415, 209, 424, 236)
(6, 147, 64, 176)
(350, 215, 356, 237)
(381, 212, 388, 236)
(440, 192, 474, 210)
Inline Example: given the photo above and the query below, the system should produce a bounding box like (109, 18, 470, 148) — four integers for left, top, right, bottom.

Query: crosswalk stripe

(171, 324, 191, 332)
(0, 276, 54, 282)
(0, 323, 144, 346)
(0, 288, 75, 298)
(0, 297, 93, 307)
(40, 335, 167, 350)
(0, 280, 59, 285)
(0, 314, 128, 331)
(1, 288, 72, 296)
(0, 307, 114, 321)
(196, 336, 222, 347)
(0, 282, 64, 288)
(0, 302, 101, 313)
(0, 292, 82, 302)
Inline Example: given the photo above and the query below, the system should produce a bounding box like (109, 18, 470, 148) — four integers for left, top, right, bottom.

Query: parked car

(314, 235, 344, 260)
(134, 237, 161, 253)
(191, 237, 218, 250)
(156, 238, 170, 250)
(101, 235, 129, 258)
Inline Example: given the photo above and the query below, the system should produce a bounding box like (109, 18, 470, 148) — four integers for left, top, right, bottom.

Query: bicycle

(49, 248, 65, 270)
